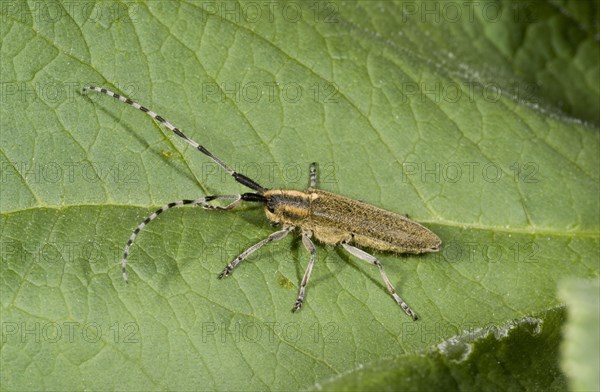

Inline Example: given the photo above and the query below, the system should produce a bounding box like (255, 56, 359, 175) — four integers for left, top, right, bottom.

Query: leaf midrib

(2, 204, 598, 239)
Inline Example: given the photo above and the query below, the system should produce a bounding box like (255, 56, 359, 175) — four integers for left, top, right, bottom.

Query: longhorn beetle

(83, 85, 441, 320)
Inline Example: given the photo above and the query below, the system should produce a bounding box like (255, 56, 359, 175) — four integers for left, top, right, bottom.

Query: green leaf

(315, 308, 567, 391)
(560, 279, 600, 392)
(1, 1, 598, 390)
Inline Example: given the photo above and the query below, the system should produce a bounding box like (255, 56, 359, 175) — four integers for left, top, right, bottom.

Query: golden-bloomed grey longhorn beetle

(83, 86, 441, 320)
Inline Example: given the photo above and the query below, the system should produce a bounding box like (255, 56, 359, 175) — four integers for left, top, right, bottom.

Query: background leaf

(560, 278, 600, 392)
(1, 1, 598, 390)
(316, 309, 566, 391)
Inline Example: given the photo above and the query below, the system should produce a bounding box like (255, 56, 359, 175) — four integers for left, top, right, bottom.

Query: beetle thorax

(263, 190, 313, 224)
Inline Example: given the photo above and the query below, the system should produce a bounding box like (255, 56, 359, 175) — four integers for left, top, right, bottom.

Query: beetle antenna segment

(83, 86, 266, 193)
(120, 194, 255, 283)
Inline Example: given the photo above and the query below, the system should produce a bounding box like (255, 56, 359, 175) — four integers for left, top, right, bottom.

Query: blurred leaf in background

(560, 279, 600, 392)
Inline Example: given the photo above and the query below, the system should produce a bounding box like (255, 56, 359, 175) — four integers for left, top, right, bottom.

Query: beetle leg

(292, 230, 316, 312)
(309, 162, 317, 188)
(341, 243, 418, 320)
(218, 226, 294, 278)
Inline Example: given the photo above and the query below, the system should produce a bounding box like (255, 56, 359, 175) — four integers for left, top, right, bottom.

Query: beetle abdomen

(308, 189, 441, 253)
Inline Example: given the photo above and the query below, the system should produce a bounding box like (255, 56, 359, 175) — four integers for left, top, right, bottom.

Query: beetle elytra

(83, 85, 441, 320)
